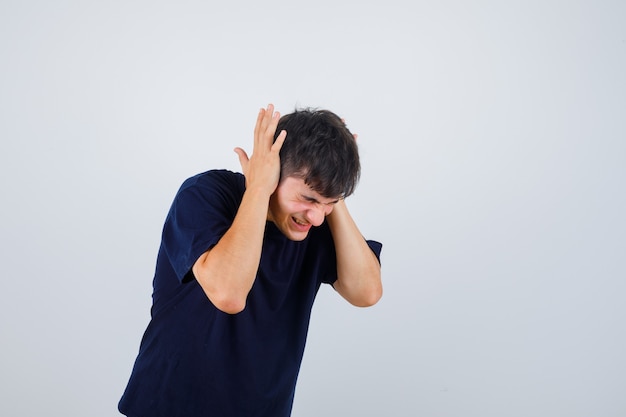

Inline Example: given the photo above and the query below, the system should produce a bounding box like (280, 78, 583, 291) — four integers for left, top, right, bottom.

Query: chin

(284, 230, 309, 242)
(278, 223, 310, 241)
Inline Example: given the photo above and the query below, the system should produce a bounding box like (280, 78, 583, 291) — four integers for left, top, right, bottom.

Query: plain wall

(1, 1, 624, 416)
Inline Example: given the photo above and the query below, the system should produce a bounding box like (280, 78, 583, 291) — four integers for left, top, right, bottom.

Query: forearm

(192, 187, 270, 314)
(326, 200, 382, 307)
(191, 104, 286, 314)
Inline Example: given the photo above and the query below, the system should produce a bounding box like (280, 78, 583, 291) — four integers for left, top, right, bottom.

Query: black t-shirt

(119, 170, 382, 417)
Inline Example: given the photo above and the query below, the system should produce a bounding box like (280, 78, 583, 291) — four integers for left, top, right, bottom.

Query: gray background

(1, 1, 625, 416)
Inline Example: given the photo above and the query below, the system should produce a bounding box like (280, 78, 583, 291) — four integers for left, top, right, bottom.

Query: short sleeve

(322, 239, 383, 285)
(366, 239, 383, 264)
(161, 170, 245, 282)
(313, 222, 383, 285)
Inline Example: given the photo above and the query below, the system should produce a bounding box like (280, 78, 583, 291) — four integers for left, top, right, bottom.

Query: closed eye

(301, 195, 339, 206)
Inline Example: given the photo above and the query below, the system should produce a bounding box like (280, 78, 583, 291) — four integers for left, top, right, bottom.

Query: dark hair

(275, 108, 360, 198)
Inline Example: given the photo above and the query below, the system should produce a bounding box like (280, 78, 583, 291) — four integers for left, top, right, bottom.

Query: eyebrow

(301, 194, 340, 205)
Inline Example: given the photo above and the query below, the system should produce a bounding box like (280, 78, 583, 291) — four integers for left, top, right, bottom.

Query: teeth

(293, 217, 307, 226)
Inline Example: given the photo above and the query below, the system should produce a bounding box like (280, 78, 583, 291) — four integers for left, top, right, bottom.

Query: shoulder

(177, 169, 244, 199)
(170, 170, 245, 216)
(180, 169, 245, 193)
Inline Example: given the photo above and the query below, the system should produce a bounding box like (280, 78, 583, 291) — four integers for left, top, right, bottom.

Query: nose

(306, 205, 328, 227)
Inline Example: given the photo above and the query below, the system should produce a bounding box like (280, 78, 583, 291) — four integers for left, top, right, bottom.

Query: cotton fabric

(119, 170, 382, 417)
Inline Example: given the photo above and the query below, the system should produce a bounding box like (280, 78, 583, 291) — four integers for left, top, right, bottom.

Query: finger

(261, 106, 281, 147)
(271, 129, 287, 152)
(353, 133, 358, 141)
(234, 147, 250, 174)
(253, 108, 265, 148)
(260, 103, 275, 132)
(266, 110, 281, 137)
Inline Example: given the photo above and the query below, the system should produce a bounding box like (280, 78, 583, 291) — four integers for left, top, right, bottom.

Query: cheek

(286, 201, 311, 214)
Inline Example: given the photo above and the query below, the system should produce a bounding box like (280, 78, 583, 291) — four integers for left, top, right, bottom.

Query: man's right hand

(234, 104, 287, 196)
(194, 104, 287, 314)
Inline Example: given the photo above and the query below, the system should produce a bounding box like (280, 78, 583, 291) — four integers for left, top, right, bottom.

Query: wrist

(327, 199, 348, 225)
(244, 182, 276, 201)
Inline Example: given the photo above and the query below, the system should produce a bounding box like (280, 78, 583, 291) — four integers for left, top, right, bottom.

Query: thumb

(234, 147, 249, 174)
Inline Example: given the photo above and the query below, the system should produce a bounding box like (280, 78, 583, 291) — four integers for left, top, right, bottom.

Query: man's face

(268, 176, 339, 241)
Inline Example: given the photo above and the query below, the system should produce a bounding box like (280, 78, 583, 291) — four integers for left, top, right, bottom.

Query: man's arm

(192, 105, 286, 314)
(326, 199, 383, 307)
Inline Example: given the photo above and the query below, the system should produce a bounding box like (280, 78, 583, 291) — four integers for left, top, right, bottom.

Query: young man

(118, 104, 382, 417)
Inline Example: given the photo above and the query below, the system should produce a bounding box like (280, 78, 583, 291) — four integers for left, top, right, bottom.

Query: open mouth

(292, 217, 311, 231)
(292, 217, 307, 226)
